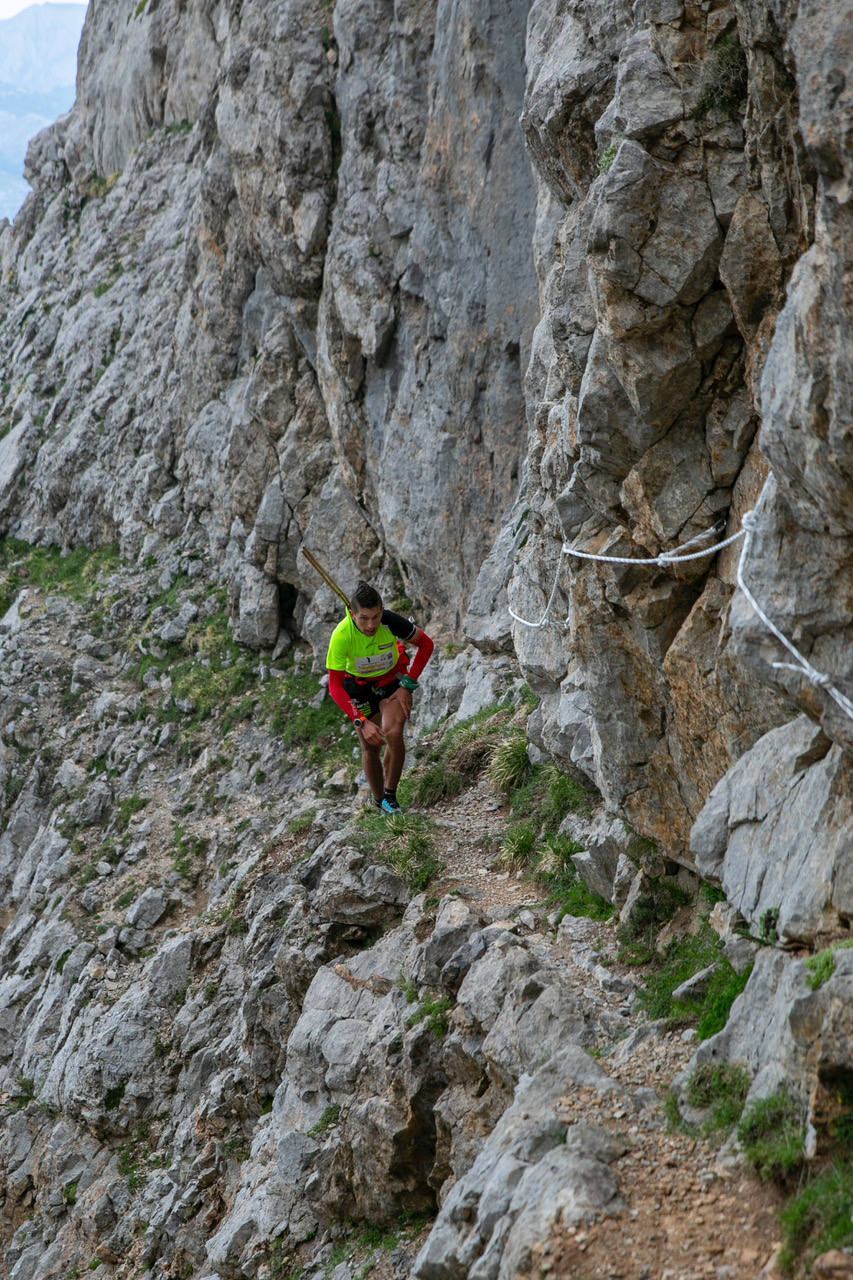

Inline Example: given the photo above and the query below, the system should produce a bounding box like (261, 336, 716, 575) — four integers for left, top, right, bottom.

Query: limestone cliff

(0, 0, 851, 1277)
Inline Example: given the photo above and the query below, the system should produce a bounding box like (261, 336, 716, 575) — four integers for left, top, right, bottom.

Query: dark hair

(352, 580, 382, 610)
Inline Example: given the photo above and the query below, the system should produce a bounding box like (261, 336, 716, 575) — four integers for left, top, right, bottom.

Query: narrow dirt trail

(420, 781, 785, 1280)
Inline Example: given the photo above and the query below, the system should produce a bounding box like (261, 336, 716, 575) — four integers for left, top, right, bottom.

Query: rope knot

(741, 510, 760, 533)
(814, 672, 833, 688)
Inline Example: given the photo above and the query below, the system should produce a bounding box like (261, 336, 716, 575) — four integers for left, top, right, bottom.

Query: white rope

(507, 545, 568, 629)
(736, 511, 853, 722)
(507, 521, 742, 630)
(562, 522, 746, 567)
(509, 510, 853, 724)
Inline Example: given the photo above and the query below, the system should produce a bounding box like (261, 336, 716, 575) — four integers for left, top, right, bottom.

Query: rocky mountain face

(0, 0, 851, 1277)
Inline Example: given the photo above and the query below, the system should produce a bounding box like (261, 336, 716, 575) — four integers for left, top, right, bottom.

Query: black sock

(383, 788, 397, 802)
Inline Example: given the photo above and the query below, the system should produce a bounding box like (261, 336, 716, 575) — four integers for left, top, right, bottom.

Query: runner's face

(353, 604, 383, 636)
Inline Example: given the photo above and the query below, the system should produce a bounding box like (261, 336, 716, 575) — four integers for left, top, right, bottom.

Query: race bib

(355, 647, 395, 675)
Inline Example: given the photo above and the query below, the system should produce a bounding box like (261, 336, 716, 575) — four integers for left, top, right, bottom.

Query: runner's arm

(407, 628, 434, 682)
(328, 669, 362, 722)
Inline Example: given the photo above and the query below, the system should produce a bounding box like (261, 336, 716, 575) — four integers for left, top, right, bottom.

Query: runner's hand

(360, 720, 386, 747)
(390, 687, 413, 720)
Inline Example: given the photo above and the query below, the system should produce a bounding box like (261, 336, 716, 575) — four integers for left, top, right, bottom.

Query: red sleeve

(408, 631, 434, 682)
(328, 669, 359, 722)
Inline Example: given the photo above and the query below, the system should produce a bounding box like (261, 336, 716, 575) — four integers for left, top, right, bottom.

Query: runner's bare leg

(358, 716, 385, 802)
(380, 698, 407, 792)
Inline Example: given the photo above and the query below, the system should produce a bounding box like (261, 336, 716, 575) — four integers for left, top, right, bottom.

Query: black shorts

(343, 676, 400, 719)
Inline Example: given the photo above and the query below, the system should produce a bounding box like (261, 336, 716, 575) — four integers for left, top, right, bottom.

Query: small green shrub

(685, 1061, 750, 1136)
(287, 810, 316, 835)
(116, 793, 147, 831)
(806, 939, 853, 990)
(759, 907, 779, 945)
(535, 834, 582, 879)
(537, 840, 614, 924)
(309, 1103, 341, 1137)
(397, 975, 419, 1003)
(104, 1081, 126, 1111)
(170, 824, 209, 879)
(388, 829, 442, 893)
(635, 922, 750, 1039)
(599, 142, 618, 173)
(406, 994, 453, 1038)
(117, 1142, 143, 1192)
(519, 682, 539, 712)
(737, 1090, 805, 1185)
(540, 765, 593, 822)
(664, 1088, 695, 1135)
(696, 962, 752, 1040)
(617, 877, 692, 965)
(694, 30, 748, 120)
(779, 1159, 853, 1272)
(15, 1077, 35, 1106)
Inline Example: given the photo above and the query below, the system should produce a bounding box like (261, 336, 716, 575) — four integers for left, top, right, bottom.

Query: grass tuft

(738, 1090, 805, 1185)
(354, 810, 443, 893)
(496, 821, 537, 869)
(633, 921, 750, 1039)
(406, 993, 454, 1037)
(617, 877, 691, 965)
(806, 938, 853, 990)
(487, 735, 532, 796)
(779, 1160, 853, 1273)
(308, 1103, 341, 1137)
(405, 763, 464, 807)
(685, 1060, 750, 1137)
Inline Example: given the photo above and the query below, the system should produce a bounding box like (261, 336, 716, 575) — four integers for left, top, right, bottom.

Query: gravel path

(426, 781, 785, 1280)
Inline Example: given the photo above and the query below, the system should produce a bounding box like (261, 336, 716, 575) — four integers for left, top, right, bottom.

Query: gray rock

(70, 654, 105, 692)
(672, 964, 719, 1003)
(412, 896, 485, 988)
(723, 934, 759, 975)
(148, 935, 194, 1004)
(412, 1046, 624, 1280)
(237, 565, 280, 650)
(54, 759, 86, 793)
(309, 848, 408, 927)
(126, 887, 169, 929)
(594, 31, 682, 144)
(691, 715, 853, 944)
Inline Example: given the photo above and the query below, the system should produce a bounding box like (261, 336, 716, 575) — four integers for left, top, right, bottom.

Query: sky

(0, 0, 81, 16)
(0, 1, 87, 221)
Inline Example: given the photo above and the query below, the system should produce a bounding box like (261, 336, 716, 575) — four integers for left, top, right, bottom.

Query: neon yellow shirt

(326, 609, 415, 680)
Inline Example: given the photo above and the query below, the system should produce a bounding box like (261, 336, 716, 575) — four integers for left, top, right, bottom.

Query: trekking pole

(300, 547, 353, 614)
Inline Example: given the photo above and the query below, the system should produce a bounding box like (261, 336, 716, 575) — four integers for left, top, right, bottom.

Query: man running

(326, 581, 434, 814)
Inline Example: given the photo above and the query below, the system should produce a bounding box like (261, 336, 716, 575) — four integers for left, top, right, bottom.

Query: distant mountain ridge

(0, 2, 86, 222)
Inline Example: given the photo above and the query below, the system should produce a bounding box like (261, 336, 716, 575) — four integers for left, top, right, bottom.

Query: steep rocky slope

(0, 0, 851, 1277)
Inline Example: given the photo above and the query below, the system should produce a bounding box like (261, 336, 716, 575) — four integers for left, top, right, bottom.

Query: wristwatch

(353, 715, 366, 729)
